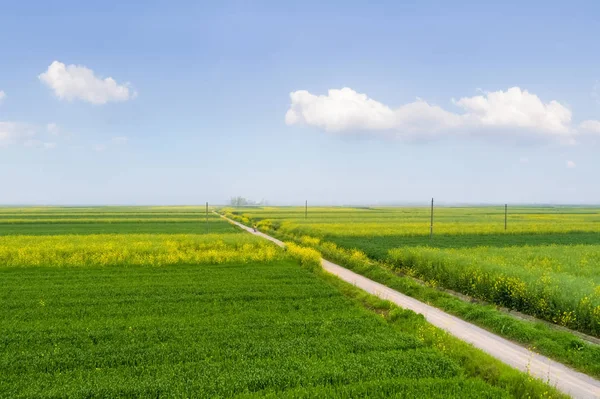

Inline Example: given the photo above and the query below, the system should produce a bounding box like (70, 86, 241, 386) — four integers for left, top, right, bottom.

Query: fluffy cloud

(284, 88, 460, 134)
(39, 61, 136, 105)
(0, 90, 5, 103)
(285, 87, 575, 141)
(566, 160, 576, 168)
(453, 87, 572, 134)
(285, 88, 395, 131)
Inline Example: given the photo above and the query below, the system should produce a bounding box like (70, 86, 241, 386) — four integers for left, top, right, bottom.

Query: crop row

(0, 217, 226, 224)
(269, 220, 600, 237)
(389, 245, 600, 335)
(0, 234, 282, 267)
(229, 206, 600, 237)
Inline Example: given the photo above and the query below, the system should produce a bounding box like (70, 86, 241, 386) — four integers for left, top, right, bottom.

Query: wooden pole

(430, 198, 434, 239)
(206, 202, 209, 233)
(505, 203, 507, 231)
(305, 200, 307, 219)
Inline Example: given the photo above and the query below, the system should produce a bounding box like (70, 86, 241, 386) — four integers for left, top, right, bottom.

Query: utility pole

(305, 200, 307, 219)
(504, 203, 507, 231)
(430, 198, 434, 239)
(206, 202, 209, 233)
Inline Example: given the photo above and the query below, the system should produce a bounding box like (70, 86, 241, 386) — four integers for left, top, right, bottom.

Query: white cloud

(284, 88, 461, 134)
(94, 144, 107, 152)
(566, 160, 576, 168)
(579, 120, 600, 134)
(39, 61, 137, 105)
(285, 88, 396, 131)
(0, 90, 5, 103)
(519, 157, 529, 164)
(285, 87, 575, 141)
(111, 136, 129, 144)
(453, 87, 572, 134)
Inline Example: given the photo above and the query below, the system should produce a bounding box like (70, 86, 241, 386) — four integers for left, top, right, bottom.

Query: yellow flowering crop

(0, 233, 281, 267)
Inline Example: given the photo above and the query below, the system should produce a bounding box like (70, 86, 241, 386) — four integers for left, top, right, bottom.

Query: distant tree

(230, 196, 248, 207)
(230, 197, 268, 207)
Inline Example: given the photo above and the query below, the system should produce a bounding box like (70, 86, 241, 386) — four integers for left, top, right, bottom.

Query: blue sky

(1, 0, 600, 205)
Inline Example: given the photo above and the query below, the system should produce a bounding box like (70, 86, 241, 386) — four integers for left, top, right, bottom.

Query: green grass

(1, 259, 541, 398)
(0, 206, 563, 398)
(224, 206, 600, 379)
(388, 244, 600, 334)
(328, 231, 600, 256)
(229, 206, 600, 334)
(0, 207, 235, 235)
(0, 221, 237, 235)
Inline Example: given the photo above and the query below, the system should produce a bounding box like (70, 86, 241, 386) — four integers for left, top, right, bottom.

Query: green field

(228, 206, 600, 334)
(224, 206, 600, 378)
(0, 207, 234, 235)
(0, 207, 558, 398)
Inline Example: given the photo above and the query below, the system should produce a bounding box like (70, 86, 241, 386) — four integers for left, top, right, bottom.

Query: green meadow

(0, 207, 560, 398)
(225, 206, 600, 378)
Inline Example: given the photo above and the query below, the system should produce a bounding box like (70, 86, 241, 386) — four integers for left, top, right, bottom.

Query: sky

(1, 0, 600, 205)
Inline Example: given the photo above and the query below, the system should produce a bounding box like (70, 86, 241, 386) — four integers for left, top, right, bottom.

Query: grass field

(228, 206, 600, 334)
(224, 206, 600, 378)
(0, 207, 235, 235)
(0, 207, 559, 398)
